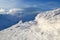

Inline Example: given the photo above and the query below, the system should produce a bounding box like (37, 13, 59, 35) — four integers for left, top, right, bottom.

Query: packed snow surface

(0, 8, 60, 40)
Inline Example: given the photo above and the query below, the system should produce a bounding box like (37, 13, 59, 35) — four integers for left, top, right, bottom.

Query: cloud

(0, 8, 5, 12)
(0, 8, 60, 40)
(0, 8, 6, 14)
(7, 8, 23, 14)
(0, 8, 23, 14)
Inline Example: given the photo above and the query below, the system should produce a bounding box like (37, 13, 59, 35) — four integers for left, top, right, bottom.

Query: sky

(0, 0, 60, 9)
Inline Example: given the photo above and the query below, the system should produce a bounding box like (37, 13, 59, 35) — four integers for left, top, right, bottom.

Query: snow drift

(0, 8, 60, 40)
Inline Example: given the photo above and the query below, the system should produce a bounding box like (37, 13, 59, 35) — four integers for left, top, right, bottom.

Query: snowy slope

(0, 8, 60, 40)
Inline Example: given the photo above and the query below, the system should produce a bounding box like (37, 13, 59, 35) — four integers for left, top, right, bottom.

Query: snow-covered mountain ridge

(0, 8, 60, 40)
(0, 7, 41, 30)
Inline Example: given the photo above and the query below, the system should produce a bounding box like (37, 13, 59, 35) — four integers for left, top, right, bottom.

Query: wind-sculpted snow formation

(0, 8, 60, 40)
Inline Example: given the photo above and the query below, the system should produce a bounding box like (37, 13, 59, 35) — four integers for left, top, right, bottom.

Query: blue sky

(0, 0, 60, 9)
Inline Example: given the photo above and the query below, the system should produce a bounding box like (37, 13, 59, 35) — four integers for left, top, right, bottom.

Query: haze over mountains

(0, 8, 60, 40)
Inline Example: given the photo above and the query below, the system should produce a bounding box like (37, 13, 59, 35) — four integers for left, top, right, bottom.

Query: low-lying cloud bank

(0, 8, 60, 40)
(0, 8, 23, 14)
